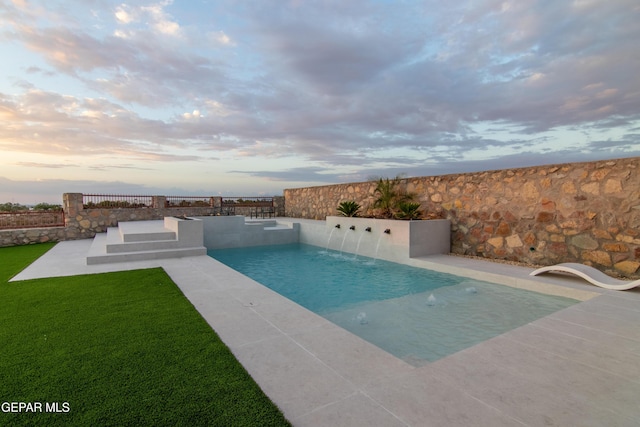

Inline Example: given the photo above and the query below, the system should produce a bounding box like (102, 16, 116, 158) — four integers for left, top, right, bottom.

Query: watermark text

(1, 401, 70, 413)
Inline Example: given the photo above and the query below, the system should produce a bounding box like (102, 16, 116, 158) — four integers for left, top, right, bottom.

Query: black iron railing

(221, 197, 274, 206)
(0, 210, 65, 230)
(83, 194, 153, 209)
(165, 196, 213, 208)
(80, 194, 275, 216)
(221, 197, 275, 218)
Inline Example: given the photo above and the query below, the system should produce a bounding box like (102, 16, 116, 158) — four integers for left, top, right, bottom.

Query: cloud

(16, 162, 78, 168)
(114, 5, 136, 25)
(231, 166, 337, 183)
(114, 1, 182, 36)
(0, 0, 638, 199)
(3, 1, 226, 108)
(208, 30, 234, 46)
(87, 164, 155, 172)
(0, 89, 235, 159)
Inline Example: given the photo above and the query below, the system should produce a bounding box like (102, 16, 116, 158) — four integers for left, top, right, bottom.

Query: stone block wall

(1, 194, 285, 248)
(63, 193, 219, 240)
(284, 157, 640, 279)
(0, 227, 67, 247)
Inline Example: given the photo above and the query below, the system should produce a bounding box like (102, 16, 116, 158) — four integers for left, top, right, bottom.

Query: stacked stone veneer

(284, 157, 640, 279)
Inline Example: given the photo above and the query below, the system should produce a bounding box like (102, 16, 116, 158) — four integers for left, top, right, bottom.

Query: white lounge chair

(530, 262, 640, 291)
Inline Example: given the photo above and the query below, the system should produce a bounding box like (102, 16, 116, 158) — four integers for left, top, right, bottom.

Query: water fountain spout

(335, 224, 341, 228)
(384, 228, 391, 234)
(365, 227, 372, 232)
(324, 227, 337, 252)
(349, 225, 356, 230)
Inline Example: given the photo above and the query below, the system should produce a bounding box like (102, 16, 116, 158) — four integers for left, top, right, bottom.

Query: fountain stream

(324, 227, 337, 252)
(371, 233, 385, 264)
(339, 230, 350, 256)
(353, 233, 366, 260)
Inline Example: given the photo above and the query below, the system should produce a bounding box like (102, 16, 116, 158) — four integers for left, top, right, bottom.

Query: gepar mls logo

(2, 402, 70, 413)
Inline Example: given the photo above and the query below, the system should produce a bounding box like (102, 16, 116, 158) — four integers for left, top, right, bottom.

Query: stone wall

(0, 227, 67, 247)
(284, 157, 640, 279)
(63, 193, 220, 240)
(0, 194, 285, 247)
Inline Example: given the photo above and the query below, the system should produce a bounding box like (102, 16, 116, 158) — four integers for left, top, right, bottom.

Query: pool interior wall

(197, 216, 450, 262)
(206, 217, 596, 302)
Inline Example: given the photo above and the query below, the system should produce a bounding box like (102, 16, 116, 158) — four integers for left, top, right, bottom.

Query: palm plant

(337, 201, 361, 217)
(395, 201, 422, 220)
(372, 177, 398, 218)
(372, 175, 415, 218)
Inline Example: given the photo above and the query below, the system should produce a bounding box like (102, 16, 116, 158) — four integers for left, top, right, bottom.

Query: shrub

(33, 203, 62, 211)
(372, 175, 416, 218)
(337, 201, 361, 217)
(0, 202, 29, 212)
(372, 177, 398, 218)
(395, 201, 422, 220)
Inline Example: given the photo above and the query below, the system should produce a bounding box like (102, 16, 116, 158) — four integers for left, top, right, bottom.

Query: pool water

(208, 243, 577, 365)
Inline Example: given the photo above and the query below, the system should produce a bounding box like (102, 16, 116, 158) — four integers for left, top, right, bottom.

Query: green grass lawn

(0, 243, 291, 426)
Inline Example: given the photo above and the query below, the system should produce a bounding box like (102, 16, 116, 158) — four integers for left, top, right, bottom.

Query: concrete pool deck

(11, 237, 640, 426)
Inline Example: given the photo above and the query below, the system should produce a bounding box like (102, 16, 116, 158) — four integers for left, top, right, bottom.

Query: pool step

(245, 219, 278, 227)
(245, 219, 291, 230)
(86, 218, 206, 265)
(105, 227, 180, 253)
(118, 220, 176, 242)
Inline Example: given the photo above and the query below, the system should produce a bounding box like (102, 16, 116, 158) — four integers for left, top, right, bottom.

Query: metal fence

(165, 196, 213, 208)
(80, 194, 275, 216)
(0, 210, 65, 230)
(83, 194, 153, 209)
(221, 197, 274, 206)
(221, 197, 275, 218)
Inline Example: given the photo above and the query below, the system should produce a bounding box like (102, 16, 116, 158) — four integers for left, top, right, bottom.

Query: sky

(1, 0, 639, 204)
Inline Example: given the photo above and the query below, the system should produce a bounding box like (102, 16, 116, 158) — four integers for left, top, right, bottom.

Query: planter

(303, 216, 451, 264)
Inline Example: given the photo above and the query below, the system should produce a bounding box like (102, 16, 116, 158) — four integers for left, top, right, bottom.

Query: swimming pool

(208, 243, 577, 365)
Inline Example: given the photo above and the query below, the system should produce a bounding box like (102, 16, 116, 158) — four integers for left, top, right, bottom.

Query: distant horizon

(2, 154, 637, 206)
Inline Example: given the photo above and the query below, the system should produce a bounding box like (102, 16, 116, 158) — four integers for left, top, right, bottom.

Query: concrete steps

(201, 216, 300, 249)
(244, 219, 278, 227)
(105, 227, 180, 253)
(87, 218, 206, 265)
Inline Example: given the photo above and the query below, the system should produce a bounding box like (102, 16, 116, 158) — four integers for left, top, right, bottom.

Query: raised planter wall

(284, 157, 640, 279)
(292, 216, 450, 264)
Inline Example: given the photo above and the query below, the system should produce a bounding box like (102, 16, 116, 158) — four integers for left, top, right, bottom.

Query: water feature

(324, 227, 337, 252)
(353, 232, 366, 260)
(209, 243, 577, 365)
(339, 228, 351, 255)
(371, 233, 386, 263)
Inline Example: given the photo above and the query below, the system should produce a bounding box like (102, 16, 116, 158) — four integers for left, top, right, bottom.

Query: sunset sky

(1, 0, 639, 204)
